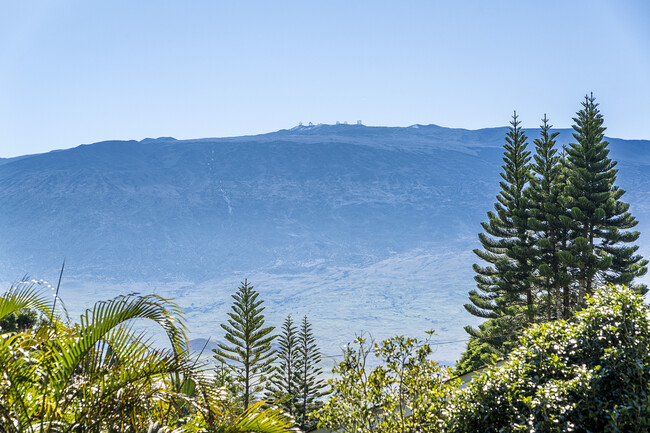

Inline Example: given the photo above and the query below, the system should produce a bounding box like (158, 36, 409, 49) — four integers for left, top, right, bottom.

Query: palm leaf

(51, 293, 188, 388)
(0, 281, 53, 323)
(226, 400, 295, 433)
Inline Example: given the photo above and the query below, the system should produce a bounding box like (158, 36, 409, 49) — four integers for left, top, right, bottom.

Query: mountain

(1, 123, 648, 363)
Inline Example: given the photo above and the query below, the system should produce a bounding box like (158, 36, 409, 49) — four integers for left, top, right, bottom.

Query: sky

(1, 0, 649, 157)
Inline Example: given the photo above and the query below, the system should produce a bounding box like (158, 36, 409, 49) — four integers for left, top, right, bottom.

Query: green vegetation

(460, 94, 647, 374)
(562, 94, 647, 294)
(0, 281, 293, 433)
(448, 285, 650, 432)
(295, 315, 327, 431)
(0, 305, 39, 333)
(266, 314, 300, 416)
(527, 114, 571, 321)
(315, 286, 650, 433)
(266, 314, 326, 431)
(213, 279, 277, 410)
(465, 112, 535, 356)
(316, 333, 456, 433)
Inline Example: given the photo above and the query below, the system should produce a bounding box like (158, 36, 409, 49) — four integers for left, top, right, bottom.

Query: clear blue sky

(1, 0, 649, 157)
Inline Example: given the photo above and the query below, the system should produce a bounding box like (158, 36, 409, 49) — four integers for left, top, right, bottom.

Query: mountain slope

(1, 124, 648, 362)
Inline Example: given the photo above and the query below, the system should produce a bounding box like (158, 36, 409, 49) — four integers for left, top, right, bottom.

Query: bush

(316, 333, 457, 433)
(446, 285, 650, 432)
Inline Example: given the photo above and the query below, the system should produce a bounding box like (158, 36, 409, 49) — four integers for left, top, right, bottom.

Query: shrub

(447, 285, 650, 432)
(316, 333, 457, 433)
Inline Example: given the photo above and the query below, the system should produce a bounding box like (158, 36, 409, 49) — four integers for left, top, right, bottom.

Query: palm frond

(0, 281, 54, 323)
(228, 400, 294, 433)
(52, 293, 189, 387)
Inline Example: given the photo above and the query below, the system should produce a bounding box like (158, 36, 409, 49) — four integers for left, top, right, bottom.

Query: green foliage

(266, 314, 300, 417)
(0, 280, 293, 433)
(295, 315, 327, 431)
(453, 335, 497, 376)
(461, 95, 648, 374)
(0, 281, 192, 431)
(221, 400, 296, 433)
(448, 285, 650, 432)
(316, 333, 456, 433)
(562, 93, 647, 298)
(215, 359, 245, 408)
(0, 306, 39, 333)
(527, 115, 572, 321)
(266, 314, 327, 431)
(465, 112, 535, 357)
(213, 279, 276, 410)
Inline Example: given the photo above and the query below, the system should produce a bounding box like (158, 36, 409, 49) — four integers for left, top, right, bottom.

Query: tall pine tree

(295, 315, 327, 431)
(213, 279, 276, 409)
(460, 95, 648, 374)
(266, 314, 300, 417)
(527, 115, 572, 320)
(560, 94, 647, 301)
(465, 112, 534, 355)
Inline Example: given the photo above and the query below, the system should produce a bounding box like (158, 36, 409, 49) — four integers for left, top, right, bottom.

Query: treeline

(314, 94, 650, 432)
(457, 94, 647, 374)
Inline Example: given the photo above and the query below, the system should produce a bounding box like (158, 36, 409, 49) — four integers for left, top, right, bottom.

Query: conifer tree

(460, 96, 649, 375)
(266, 314, 300, 417)
(295, 315, 327, 431)
(213, 279, 276, 410)
(213, 360, 243, 405)
(454, 330, 498, 376)
(464, 112, 534, 355)
(527, 115, 572, 320)
(560, 94, 648, 301)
